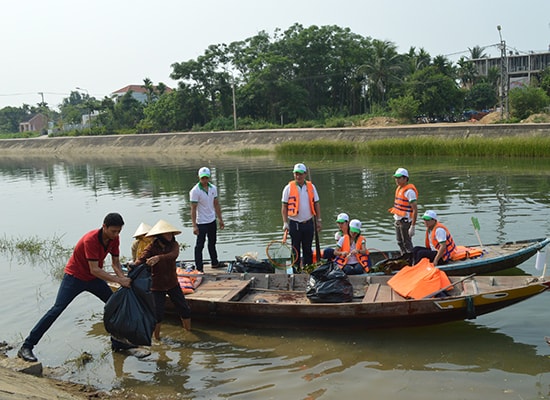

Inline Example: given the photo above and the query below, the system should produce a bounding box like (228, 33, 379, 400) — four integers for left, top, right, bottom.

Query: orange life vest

(388, 183, 418, 217)
(287, 180, 316, 218)
(450, 246, 483, 261)
(335, 234, 370, 272)
(425, 222, 457, 263)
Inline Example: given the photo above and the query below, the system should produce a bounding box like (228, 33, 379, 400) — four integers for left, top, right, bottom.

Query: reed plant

(275, 137, 550, 158)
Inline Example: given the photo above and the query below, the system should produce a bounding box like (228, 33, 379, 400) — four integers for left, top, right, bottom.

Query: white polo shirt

(190, 182, 218, 224)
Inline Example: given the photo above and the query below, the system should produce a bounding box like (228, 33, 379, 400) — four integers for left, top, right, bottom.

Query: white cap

(293, 163, 307, 174)
(349, 219, 362, 233)
(393, 168, 409, 178)
(336, 213, 349, 223)
(198, 167, 211, 178)
(421, 210, 438, 221)
(132, 222, 152, 238)
(146, 219, 182, 236)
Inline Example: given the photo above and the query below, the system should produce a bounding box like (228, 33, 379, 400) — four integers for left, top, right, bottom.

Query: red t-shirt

(64, 229, 120, 281)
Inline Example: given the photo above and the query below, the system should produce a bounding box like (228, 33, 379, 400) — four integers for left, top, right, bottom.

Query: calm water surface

(2, 153, 550, 399)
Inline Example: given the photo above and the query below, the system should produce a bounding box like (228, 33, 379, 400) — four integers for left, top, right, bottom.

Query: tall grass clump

(275, 137, 550, 158)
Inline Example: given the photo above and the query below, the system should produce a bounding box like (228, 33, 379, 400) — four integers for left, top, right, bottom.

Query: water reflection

(85, 319, 550, 398)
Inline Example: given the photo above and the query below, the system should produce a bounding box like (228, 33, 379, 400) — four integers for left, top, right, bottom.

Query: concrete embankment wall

(0, 123, 549, 156)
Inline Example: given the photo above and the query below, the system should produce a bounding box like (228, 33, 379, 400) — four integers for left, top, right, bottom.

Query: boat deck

(185, 274, 539, 304)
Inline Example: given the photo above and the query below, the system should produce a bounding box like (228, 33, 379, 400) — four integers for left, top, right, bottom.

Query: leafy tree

(0, 106, 31, 133)
(406, 66, 463, 118)
(509, 86, 550, 119)
(539, 67, 550, 97)
(464, 82, 498, 110)
(388, 94, 420, 122)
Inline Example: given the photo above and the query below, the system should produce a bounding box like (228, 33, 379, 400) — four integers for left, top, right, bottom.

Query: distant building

(470, 50, 550, 88)
(111, 84, 172, 104)
(19, 114, 48, 133)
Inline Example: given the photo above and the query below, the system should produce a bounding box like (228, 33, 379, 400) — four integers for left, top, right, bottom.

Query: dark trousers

(194, 220, 218, 271)
(394, 219, 413, 254)
(153, 286, 191, 322)
(289, 219, 314, 266)
(23, 273, 132, 350)
(412, 246, 446, 265)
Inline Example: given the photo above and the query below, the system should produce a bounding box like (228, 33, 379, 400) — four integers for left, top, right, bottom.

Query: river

(1, 152, 550, 399)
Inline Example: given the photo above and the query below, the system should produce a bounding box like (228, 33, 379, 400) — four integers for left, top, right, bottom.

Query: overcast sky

(1, 0, 549, 110)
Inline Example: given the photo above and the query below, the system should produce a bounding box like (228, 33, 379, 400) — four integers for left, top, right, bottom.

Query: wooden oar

(422, 273, 476, 299)
(307, 166, 322, 263)
(471, 217, 484, 249)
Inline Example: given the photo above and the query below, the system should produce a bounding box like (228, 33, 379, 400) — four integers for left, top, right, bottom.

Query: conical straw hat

(146, 219, 182, 236)
(132, 222, 152, 238)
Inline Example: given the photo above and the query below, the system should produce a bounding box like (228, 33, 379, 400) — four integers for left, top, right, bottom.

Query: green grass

(275, 137, 550, 158)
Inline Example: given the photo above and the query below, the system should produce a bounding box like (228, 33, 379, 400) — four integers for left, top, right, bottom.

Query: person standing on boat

(334, 219, 370, 274)
(131, 222, 153, 262)
(412, 210, 457, 265)
(17, 213, 148, 363)
(135, 219, 191, 340)
(190, 167, 226, 271)
(334, 212, 349, 243)
(281, 163, 322, 267)
(388, 167, 418, 254)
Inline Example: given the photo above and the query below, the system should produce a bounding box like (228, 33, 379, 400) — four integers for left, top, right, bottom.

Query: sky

(1, 0, 549, 110)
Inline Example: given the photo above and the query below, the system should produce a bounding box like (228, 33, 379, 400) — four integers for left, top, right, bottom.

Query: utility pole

(497, 25, 509, 120)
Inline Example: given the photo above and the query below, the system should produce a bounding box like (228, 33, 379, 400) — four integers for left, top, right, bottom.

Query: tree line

(1, 24, 550, 136)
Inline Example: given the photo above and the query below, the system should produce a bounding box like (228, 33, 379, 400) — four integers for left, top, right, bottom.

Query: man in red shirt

(17, 213, 144, 362)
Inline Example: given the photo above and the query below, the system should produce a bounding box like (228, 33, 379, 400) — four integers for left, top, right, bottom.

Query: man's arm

(191, 202, 198, 235)
(281, 203, 289, 231)
(89, 259, 131, 287)
(214, 198, 224, 230)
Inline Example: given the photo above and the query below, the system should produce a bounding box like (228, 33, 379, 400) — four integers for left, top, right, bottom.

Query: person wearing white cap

(334, 212, 350, 242)
(131, 222, 153, 262)
(136, 219, 191, 340)
(334, 219, 370, 274)
(388, 167, 418, 254)
(411, 210, 457, 266)
(281, 162, 322, 267)
(189, 167, 226, 271)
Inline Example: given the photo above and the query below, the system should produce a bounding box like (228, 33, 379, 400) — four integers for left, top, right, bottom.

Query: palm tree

(363, 39, 402, 107)
(468, 45, 487, 60)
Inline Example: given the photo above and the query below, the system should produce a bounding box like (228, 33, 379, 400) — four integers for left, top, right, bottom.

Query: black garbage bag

(104, 263, 156, 346)
(231, 256, 275, 273)
(306, 262, 353, 303)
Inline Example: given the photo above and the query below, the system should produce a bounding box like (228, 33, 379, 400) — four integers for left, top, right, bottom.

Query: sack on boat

(387, 258, 452, 299)
(104, 263, 156, 346)
(232, 256, 275, 273)
(306, 262, 353, 303)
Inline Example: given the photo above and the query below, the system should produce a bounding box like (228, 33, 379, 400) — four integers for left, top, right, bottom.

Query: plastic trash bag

(306, 262, 353, 303)
(231, 256, 275, 273)
(104, 263, 156, 346)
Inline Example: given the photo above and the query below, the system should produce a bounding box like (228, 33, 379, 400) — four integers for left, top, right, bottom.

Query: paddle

(422, 273, 476, 299)
(307, 166, 322, 264)
(471, 216, 484, 249)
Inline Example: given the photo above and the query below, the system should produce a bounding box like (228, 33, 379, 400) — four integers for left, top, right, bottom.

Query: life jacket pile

(176, 266, 203, 294)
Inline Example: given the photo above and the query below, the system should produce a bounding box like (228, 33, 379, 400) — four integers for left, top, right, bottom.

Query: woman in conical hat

(131, 222, 153, 262)
(136, 219, 191, 340)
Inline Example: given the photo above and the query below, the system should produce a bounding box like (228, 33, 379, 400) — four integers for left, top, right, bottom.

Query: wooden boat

(181, 272, 550, 329)
(221, 237, 550, 276)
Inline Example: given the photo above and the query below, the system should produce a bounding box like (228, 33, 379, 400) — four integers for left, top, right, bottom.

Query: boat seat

(362, 283, 380, 303)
